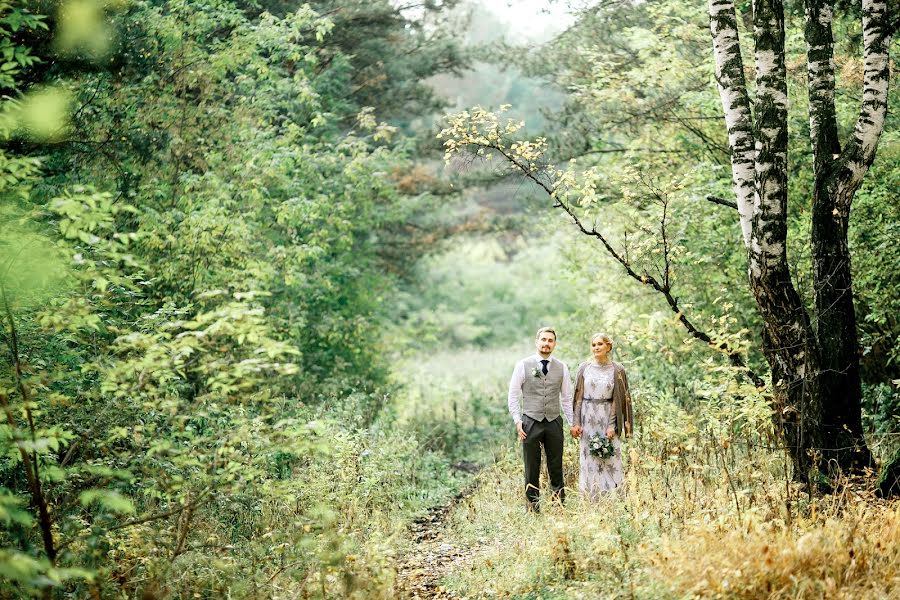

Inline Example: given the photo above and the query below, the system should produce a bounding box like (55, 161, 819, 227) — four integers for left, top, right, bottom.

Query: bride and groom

(507, 327, 633, 510)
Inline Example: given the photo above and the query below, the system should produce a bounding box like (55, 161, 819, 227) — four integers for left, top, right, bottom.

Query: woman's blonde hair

(590, 332, 613, 351)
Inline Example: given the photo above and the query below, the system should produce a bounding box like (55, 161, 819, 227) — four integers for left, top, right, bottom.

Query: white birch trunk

(750, 1, 790, 279)
(835, 0, 891, 213)
(708, 0, 755, 249)
(709, 0, 820, 477)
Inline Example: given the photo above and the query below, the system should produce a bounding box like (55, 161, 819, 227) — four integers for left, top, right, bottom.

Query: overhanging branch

(705, 195, 738, 210)
(476, 142, 764, 387)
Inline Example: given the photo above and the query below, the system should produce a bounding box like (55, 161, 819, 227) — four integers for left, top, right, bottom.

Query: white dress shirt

(507, 354, 574, 425)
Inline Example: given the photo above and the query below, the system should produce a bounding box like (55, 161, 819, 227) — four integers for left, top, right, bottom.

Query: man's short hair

(535, 327, 557, 341)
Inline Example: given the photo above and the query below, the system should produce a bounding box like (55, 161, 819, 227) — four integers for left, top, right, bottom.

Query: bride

(572, 333, 634, 498)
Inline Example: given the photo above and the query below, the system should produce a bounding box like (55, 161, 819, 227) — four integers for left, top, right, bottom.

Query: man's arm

(560, 362, 574, 425)
(507, 360, 525, 424)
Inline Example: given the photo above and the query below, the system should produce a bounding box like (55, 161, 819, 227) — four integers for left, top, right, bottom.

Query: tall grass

(132, 347, 520, 598)
(437, 387, 900, 599)
(392, 346, 524, 463)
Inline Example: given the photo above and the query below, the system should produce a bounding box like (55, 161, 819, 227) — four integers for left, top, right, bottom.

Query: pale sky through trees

(487, 0, 575, 39)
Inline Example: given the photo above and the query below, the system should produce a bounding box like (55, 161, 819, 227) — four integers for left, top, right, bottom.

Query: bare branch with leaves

(438, 106, 763, 387)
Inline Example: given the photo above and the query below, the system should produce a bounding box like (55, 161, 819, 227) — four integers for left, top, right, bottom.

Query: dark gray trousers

(522, 414, 565, 510)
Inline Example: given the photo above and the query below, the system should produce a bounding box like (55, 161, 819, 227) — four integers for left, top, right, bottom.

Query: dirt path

(394, 462, 482, 599)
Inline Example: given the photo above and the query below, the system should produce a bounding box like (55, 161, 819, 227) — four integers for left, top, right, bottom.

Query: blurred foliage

(0, 0, 477, 596)
(0, 0, 897, 596)
(396, 235, 580, 351)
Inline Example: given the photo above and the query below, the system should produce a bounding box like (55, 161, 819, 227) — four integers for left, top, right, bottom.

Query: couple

(507, 327, 633, 510)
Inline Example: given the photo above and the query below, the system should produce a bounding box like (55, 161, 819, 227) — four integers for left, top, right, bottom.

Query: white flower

(588, 432, 615, 459)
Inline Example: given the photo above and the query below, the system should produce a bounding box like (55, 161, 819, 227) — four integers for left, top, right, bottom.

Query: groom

(507, 327, 575, 512)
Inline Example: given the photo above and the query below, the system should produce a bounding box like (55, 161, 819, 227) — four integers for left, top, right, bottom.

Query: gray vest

(521, 357, 564, 421)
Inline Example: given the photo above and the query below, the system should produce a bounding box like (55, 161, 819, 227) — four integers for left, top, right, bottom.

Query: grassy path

(393, 440, 594, 599)
(388, 439, 900, 600)
(394, 475, 483, 599)
(389, 348, 521, 597)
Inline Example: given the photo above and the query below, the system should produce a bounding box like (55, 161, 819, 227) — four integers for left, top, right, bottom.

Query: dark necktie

(540, 359, 549, 375)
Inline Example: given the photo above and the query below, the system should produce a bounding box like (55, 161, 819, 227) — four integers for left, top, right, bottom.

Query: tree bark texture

(708, 0, 892, 479)
(805, 0, 890, 471)
(709, 0, 819, 477)
(709, 0, 755, 248)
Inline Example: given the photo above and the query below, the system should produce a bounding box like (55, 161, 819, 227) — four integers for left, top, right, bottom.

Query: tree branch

(833, 0, 892, 214)
(0, 283, 56, 564)
(555, 191, 764, 386)
(705, 195, 739, 210)
(475, 144, 765, 387)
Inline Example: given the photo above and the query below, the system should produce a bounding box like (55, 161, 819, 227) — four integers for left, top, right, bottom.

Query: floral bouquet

(588, 432, 615, 459)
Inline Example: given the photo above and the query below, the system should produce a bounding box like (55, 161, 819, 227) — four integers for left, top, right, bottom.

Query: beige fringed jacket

(573, 361, 634, 437)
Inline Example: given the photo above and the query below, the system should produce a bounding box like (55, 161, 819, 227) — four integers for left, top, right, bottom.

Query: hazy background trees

(1, 0, 897, 597)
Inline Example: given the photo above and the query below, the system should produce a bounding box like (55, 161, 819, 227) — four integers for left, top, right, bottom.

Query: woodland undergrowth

(437, 382, 900, 599)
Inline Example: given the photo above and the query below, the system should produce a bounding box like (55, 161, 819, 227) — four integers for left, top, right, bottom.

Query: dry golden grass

(648, 502, 900, 599)
(436, 435, 900, 600)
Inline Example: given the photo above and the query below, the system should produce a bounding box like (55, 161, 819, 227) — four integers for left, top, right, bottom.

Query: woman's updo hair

(590, 332, 613, 351)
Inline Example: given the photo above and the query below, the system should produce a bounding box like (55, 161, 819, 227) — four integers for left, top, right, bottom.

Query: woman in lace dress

(573, 333, 633, 498)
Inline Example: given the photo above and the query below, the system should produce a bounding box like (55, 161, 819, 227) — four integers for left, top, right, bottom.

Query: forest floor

(388, 442, 900, 600)
(394, 461, 484, 600)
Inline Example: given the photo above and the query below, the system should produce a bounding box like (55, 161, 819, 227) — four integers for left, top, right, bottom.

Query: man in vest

(507, 327, 575, 512)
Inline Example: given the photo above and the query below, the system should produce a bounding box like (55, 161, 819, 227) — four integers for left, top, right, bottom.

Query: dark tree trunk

(811, 194, 872, 470)
(803, 0, 890, 473)
(709, 0, 892, 484)
(877, 446, 900, 497)
(759, 320, 818, 478)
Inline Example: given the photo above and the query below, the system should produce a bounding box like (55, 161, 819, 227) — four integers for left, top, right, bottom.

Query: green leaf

(0, 490, 33, 526)
(78, 489, 135, 514)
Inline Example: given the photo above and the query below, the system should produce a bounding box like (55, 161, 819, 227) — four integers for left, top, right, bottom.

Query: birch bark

(806, 0, 890, 470)
(708, 0, 894, 477)
(751, 0, 822, 476)
(707, 0, 822, 477)
(709, 0, 755, 248)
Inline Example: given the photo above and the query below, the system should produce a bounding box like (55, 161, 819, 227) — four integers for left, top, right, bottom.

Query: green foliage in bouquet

(588, 432, 615, 460)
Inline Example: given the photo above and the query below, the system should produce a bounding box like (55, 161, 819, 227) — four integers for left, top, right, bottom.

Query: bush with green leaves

(1, 0, 470, 596)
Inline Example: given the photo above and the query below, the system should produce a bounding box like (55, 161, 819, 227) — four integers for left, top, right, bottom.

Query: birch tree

(709, 0, 892, 476)
(440, 1, 893, 484)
